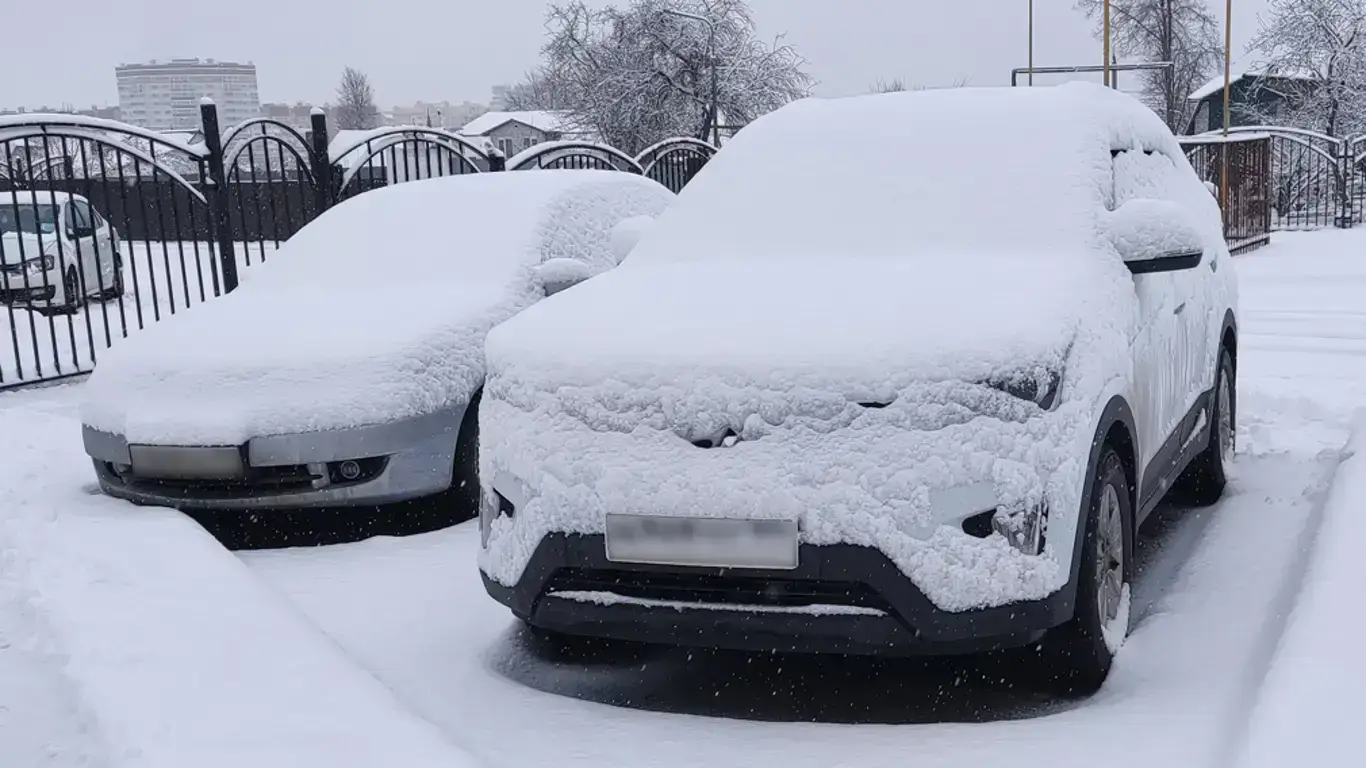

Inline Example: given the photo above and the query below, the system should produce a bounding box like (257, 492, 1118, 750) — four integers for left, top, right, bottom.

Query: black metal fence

(1184, 127, 1364, 233)
(1179, 134, 1273, 254)
(0, 105, 718, 390)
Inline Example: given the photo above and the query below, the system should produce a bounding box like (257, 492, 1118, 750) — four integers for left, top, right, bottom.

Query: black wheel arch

(1059, 395, 1140, 615)
(1221, 308, 1238, 369)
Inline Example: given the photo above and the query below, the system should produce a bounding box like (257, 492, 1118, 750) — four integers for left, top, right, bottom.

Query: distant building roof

(458, 110, 570, 136)
(1188, 64, 1317, 102)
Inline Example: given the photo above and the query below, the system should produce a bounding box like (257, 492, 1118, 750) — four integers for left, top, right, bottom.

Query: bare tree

(1245, 0, 1366, 138)
(529, 0, 812, 153)
(502, 70, 568, 111)
(870, 76, 970, 94)
(1076, 0, 1224, 131)
(335, 67, 381, 130)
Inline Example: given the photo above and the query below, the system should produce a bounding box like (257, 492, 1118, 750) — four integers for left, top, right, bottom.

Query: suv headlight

(24, 255, 55, 276)
(992, 500, 1047, 555)
(986, 367, 1062, 411)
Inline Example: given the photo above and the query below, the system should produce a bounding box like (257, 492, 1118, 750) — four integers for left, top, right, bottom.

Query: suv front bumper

(482, 533, 1076, 656)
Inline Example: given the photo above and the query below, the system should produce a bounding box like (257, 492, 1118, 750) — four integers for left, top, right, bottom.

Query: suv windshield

(0, 203, 58, 235)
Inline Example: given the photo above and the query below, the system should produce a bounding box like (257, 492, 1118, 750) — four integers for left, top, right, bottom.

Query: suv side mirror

(1107, 198, 1206, 275)
(533, 258, 595, 297)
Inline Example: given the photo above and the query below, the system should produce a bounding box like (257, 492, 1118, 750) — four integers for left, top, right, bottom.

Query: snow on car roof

(0, 190, 86, 206)
(626, 82, 1180, 268)
(80, 170, 674, 444)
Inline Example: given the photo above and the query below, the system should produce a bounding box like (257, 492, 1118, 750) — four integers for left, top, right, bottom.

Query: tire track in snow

(1211, 430, 1353, 768)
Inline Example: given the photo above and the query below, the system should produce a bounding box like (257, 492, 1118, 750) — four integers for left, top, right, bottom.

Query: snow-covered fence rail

(0, 106, 716, 392)
(1178, 133, 1273, 253)
(1187, 127, 1363, 232)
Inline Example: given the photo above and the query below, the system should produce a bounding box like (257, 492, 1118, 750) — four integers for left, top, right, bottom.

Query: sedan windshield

(0, 203, 58, 235)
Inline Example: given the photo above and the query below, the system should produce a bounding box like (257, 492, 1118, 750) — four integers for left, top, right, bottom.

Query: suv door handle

(1173, 302, 1186, 315)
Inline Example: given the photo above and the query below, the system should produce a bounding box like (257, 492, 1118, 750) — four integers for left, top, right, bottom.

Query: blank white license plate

(128, 445, 244, 480)
(604, 514, 798, 570)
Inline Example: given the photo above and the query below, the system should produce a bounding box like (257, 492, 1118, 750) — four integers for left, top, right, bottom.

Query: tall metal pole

(709, 23, 719, 146)
(1103, 0, 1112, 87)
(1028, 0, 1035, 86)
(1220, 0, 1233, 221)
(1163, 0, 1176, 128)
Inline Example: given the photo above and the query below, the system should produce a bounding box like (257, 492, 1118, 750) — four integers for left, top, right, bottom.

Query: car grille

(111, 462, 321, 498)
(543, 568, 894, 613)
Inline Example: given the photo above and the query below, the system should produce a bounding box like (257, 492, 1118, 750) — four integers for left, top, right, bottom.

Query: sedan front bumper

(83, 405, 465, 511)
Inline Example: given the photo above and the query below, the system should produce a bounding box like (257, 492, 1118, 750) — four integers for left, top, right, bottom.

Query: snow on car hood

(487, 250, 1115, 406)
(81, 171, 674, 445)
(480, 250, 1136, 611)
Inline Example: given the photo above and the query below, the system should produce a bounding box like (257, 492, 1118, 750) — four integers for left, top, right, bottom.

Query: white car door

(85, 204, 117, 293)
(69, 200, 104, 295)
(1112, 149, 1207, 502)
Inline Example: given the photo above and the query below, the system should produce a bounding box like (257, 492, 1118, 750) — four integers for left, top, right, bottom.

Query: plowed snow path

(244, 231, 1365, 768)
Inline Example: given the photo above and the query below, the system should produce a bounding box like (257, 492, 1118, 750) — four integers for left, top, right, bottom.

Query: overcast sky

(2, 0, 1271, 110)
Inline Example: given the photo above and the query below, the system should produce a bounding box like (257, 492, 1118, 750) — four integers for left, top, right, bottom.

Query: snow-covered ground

(0, 241, 277, 386)
(0, 228, 1362, 766)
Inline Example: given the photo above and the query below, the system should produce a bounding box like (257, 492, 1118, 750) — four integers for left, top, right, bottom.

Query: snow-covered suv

(477, 82, 1238, 693)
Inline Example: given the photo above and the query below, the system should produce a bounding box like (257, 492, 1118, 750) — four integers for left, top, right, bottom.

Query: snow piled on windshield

(478, 83, 1204, 609)
(80, 171, 673, 444)
(624, 81, 1184, 265)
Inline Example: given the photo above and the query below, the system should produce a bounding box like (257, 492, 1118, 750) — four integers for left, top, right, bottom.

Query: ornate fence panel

(507, 141, 645, 174)
(0, 113, 218, 388)
(329, 127, 489, 204)
(1191, 126, 1357, 231)
(0, 103, 716, 392)
(220, 117, 322, 266)
(1179, 133, 1273, 253)
(636, 138, 717, 193)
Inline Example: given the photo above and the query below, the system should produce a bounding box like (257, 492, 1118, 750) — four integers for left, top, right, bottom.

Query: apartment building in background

(116, 59, 260, 131)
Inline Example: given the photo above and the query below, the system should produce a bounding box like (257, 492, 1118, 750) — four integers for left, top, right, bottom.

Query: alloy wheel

(1094, 483, 1125, 626)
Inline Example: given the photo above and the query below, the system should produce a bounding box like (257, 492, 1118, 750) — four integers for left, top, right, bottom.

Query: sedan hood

(487, 250, 1126, 402)
(0, 233, 53, 266)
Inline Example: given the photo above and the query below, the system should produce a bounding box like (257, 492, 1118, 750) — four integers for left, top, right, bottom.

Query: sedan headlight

(986, 367, 1062, 411)
(24, 255, 55, 276)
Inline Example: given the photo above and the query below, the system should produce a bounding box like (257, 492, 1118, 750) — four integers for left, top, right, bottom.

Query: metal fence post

(1343, 140, 1357, 229)
(308, 108, 332, 216)
(199, 99, 239, 293)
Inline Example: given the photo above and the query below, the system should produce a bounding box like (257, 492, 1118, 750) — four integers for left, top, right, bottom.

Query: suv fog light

(991, 501, 1047, 555)
(337, 460, 361, 481)
(479, 489, 517, 548)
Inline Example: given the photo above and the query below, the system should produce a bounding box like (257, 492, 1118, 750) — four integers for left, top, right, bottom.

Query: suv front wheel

(1043, 446, 1132, 695)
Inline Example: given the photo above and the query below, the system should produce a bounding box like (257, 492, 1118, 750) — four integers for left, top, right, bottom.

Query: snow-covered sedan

(81, 171, 673, 516)
(477, 83, 1238, 692)
(1, 191, 125, 313)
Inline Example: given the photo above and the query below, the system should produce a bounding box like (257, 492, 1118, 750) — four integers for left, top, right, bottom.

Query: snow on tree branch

(1245, 0, 1366, 138)
(522, 0, 813, 153)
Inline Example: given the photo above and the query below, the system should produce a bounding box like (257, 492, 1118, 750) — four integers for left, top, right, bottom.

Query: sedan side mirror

(533, 258, 595, 297)
(609, 215, 655, 263)
(1107, 198, 1207, 275)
